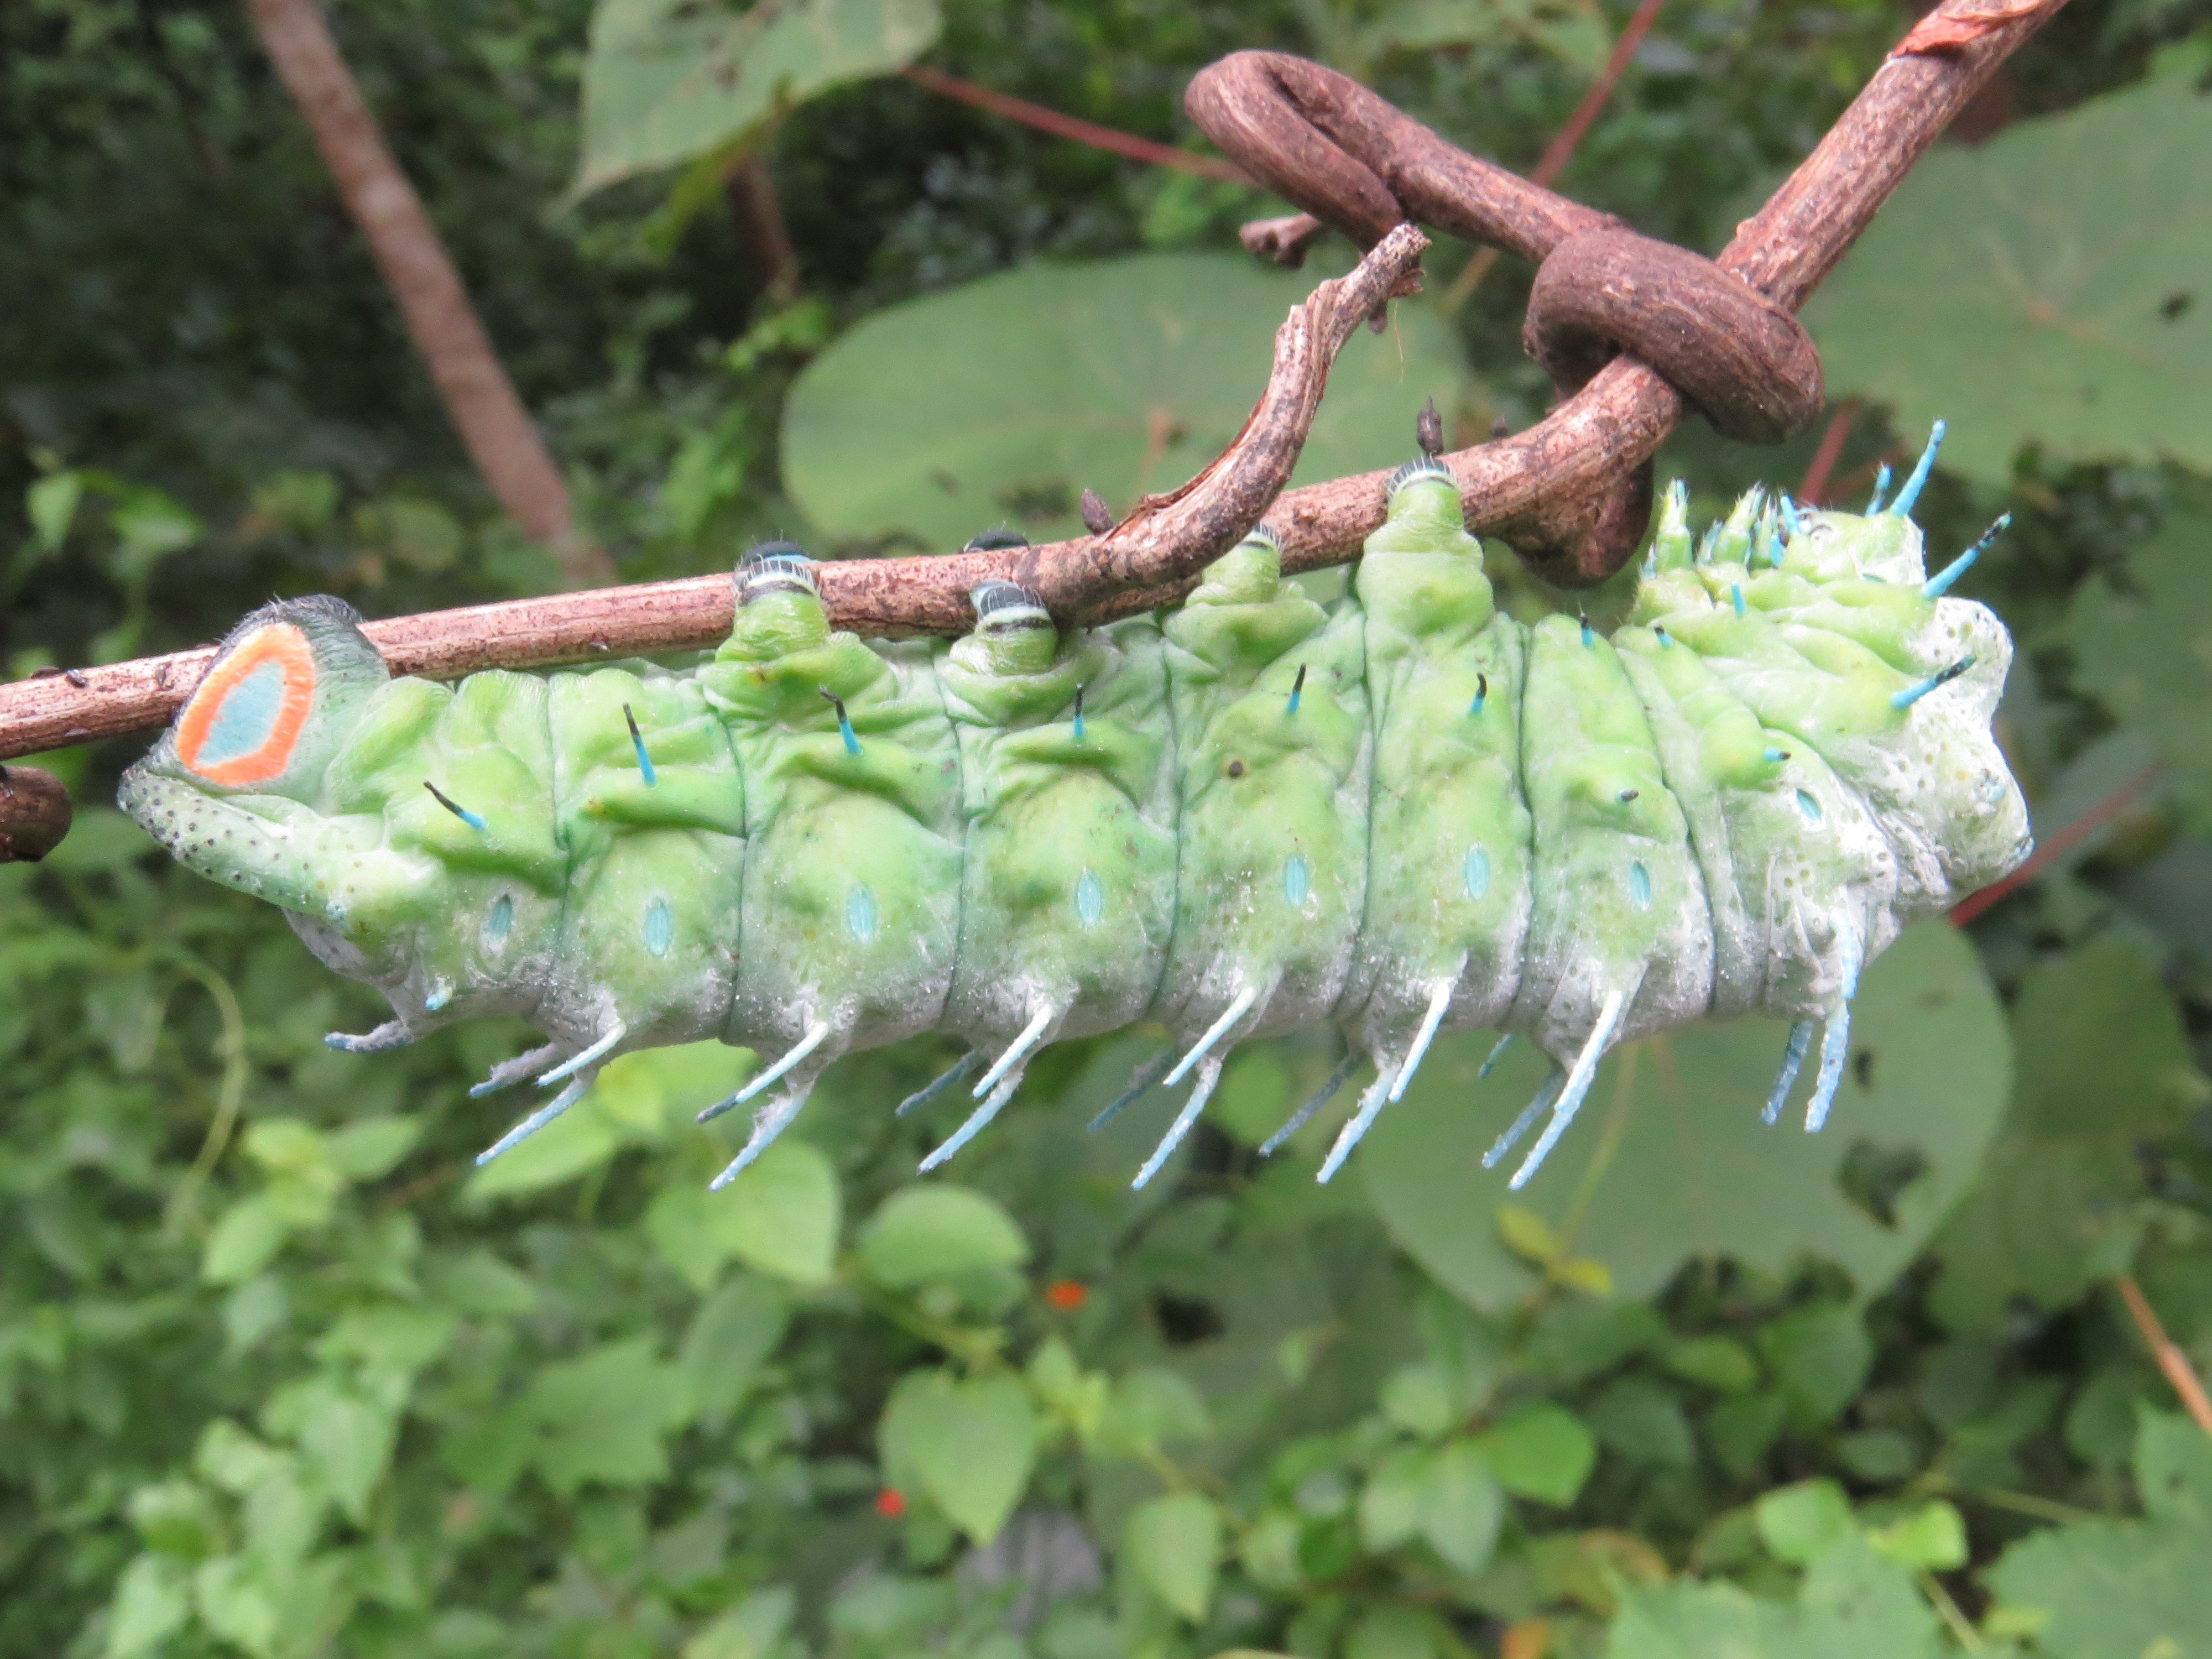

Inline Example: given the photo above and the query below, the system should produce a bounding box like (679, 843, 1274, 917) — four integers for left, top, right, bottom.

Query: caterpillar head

(137, 595, 388, 802)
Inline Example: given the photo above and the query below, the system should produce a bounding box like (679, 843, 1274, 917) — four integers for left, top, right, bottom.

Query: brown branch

(0, 0, 2068, 772)
(902, 65, 1253, 183)
(243, 0, 608, 583)
(1443, 0, 1671, 311)
(0, 226, 1427, 758)
(2115, 1275, 2212, 1436)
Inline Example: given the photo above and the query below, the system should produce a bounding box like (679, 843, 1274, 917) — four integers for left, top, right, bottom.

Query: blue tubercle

(1866, 463, 1892, 514)
(477, 1073, 593, 1165)
(1088, 1047, 1173, 1131)
(821, 690, 861, 755)
(1580, 611, 1595, 648)
(1469, 673, 1488, 715)
(1483, 1069, 1564, 1168)
(624, 705, 658, 787)
(1923, 513, 2010, 598)
(1762, 1020, 1814, 1125)
(1286, 664, 1306, 715)
(424, 781, 487, 833)
(1131, 1061, 1227, 1190)
(1072, 683, 1087, 744)
(1477, 1033, 1514, 1079)
(1764, 745, 1790, 764)
(1731, 583, 1746, 617)
(1888, 419, 1946, 518)
(1891, 656, 1975, 710)
(896, 1050, 980, 1117)
(1260, 1050, 1362, 1157)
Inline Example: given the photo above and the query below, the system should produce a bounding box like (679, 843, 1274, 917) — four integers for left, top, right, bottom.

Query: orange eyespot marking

(175, 623, 317, 786)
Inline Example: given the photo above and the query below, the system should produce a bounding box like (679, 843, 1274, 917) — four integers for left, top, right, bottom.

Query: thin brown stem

(242, 0, 607, 582)
(2115, 1274, 2212, 1435)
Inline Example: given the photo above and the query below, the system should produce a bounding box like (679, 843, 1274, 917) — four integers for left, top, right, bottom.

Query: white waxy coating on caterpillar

(118, 425, 2031, 1190)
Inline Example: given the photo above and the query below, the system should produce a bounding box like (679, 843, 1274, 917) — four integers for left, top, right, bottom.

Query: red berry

(875, 1488, 907, 1519)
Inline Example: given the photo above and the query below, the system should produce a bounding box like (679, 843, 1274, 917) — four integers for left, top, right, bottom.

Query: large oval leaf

(573, 0, 941, 198)
(1803, 63, 2212, 482)
(782, 253, 1465, 549)
(1360, 921, 2010, 1310)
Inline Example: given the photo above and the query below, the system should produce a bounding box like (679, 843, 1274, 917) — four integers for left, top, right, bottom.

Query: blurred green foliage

(7, 1, 2212, 1656)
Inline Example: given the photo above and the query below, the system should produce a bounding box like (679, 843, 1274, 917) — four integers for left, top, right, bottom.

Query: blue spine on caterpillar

(119, 423, 2030, 1190)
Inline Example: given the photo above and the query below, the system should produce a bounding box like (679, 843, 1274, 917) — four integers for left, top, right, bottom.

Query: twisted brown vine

(0, 0, 2071, 857)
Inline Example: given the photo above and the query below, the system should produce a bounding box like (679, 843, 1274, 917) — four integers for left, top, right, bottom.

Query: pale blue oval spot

(1075, 869, 1104, 927)
(1797, 788, 1823, 824)
(425, 978, 452, 1013)
(195, 656, 288, 767)
(1627, 861, 1652, 907)
(1462, 844, 1491, 901)
(846, 884, 879, 943)
(643, 896, 674, 958)
(482, 893, 513, 950)
(1283, 853, 1311, 907)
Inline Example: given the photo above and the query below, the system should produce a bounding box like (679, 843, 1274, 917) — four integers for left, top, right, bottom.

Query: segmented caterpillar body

(121, 429, 2030, 1189)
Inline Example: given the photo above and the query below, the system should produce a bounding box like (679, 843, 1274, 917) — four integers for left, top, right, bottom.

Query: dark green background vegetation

(6, 1, 2212, 1655)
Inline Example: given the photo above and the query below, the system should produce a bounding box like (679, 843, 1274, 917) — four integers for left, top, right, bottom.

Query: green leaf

(2067, 508, 2212, 812)
(315, 1304, 457, 1376)
(677, 1274, 792, 1430)
(1754, 1480, 1855, 1566)
(202, 1196, 288, 1287)
(1757, 1303, 1872, 1425)
(1984, 1413, 2212, 1659)
(1380, 1361, 1459, 1438)
(1604, 1534, 1944, 1659)
(878, 1369, 1037, 1543)
(2137, 1406, 2212, 1524)
(857, 1184, 1026, 1291)
(573, 0, 941, 198)
(1358, 1446, 1431, 1552)
(1096, 1366, 1212, 1457)
(521, 1337, 690, 1495)
(708, 1137, 841, 1285)
(1587, 1377, 1698, 1468)
(1864, 1501, 1967, 1572)
(107, 1554, 191, 1659)
(263, 1378, 395, 1524)
(192, 1557, 279, 1657)
(782, 252, 1465, 549)
(1665, 1334, 1760, 1394)
(1495, 1203, 1563, 1266)
(321, 1117, 420, 1183)
(1121, 1491, 1221, 1621)
(1929, 937, 2205, 1327)
(105, 487, 200, 582)
(27, 470, 82, 555)
(1472, 1401, 1597, 1506)
(1419, 1439, 1503, 1573)
(1804, 65, 2212, 482)
(1365, 922, 2008, 1309)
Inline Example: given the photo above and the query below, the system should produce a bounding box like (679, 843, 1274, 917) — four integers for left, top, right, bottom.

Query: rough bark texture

(244, 0, 605, 581)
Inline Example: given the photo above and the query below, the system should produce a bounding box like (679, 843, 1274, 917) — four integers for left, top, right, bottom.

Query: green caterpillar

(119, 424, 2030, 1190)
